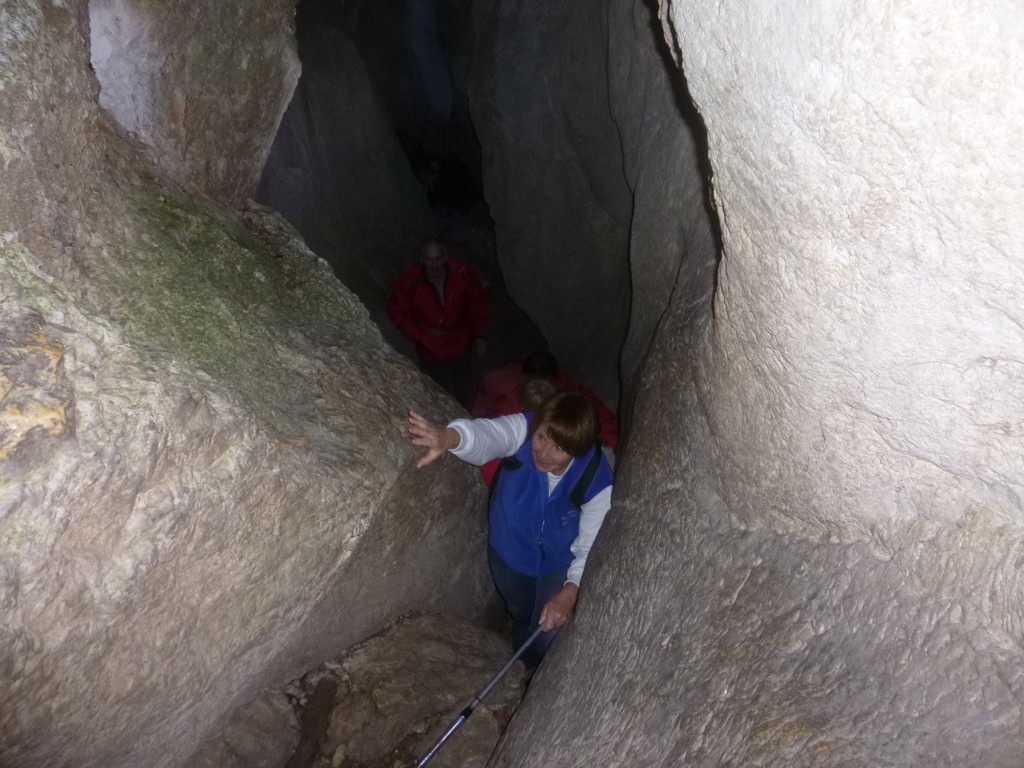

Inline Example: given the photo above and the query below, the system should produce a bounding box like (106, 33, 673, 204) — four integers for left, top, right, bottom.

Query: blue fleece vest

(488, 415, 614, 577)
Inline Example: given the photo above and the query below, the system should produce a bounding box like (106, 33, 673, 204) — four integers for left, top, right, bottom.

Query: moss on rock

(85, 181, 384, 433)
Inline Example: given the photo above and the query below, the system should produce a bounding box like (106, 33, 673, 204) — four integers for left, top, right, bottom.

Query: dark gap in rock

(285, 675, 339, 768)
(258, 0, 551, 399)
(640, 0, 723, 320)
(239, 2, 550, 763)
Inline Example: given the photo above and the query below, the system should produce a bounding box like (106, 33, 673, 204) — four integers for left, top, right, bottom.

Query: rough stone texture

(0, 4, 492, 767)
(489, 0, 1024, 766)
(89, 0, 300, 203)
(256, 3, 434, 318)
(669, 0, 1024, 539)
(189, 690, 300, 768)
(292, 612, 527, 768)
(496, 372, 1024, 766)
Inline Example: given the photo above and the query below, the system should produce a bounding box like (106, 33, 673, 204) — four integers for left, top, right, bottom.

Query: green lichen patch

(0, 4, 39, 75)
(0, 125, 26, 167)
(90, 182, 381, 432)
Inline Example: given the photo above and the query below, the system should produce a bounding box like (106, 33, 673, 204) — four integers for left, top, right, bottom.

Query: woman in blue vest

(408, 392, 614, 668)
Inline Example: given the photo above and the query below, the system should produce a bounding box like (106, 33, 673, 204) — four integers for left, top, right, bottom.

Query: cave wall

(606, 0, 719, 405)
(678, 0, 1024, 540)
(466, 0, 714, 406)
(256, 4, 434, 315)
(89, 0, 300, 203)
(468, 1, 633, 404)
(488, 0, 1024, 766)
(0, 3, 492, 767)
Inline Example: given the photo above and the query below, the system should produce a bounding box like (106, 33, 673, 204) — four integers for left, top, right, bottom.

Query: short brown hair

(532, 392, 598, 458)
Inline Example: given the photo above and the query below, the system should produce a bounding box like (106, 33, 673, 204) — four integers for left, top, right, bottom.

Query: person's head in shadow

(521, 350, 559, 382)
(519, 377, 558, 413)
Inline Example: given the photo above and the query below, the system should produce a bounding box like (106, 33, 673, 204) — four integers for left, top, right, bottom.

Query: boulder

(89, 0, 300, 204)
(188, 690, 300, 768)
(288, 612, 527, 768)
(0, 4, 492, 767)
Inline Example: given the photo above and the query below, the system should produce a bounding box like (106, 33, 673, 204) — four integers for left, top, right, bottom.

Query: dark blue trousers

(487, 546, 567, 669)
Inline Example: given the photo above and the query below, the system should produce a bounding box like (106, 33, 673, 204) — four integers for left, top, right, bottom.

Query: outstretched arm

(407, 411, 461, 467)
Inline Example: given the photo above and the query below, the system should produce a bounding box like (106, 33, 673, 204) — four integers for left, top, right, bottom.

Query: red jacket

(387, 257, 488, 362)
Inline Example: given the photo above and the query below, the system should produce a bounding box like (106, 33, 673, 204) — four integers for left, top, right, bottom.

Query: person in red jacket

(388, 239, 488, 406)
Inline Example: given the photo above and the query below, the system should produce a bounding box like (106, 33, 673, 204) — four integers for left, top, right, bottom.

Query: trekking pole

(415, 624, 545, 767)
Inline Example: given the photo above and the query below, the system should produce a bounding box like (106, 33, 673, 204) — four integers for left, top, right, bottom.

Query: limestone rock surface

(489, 0, 1024, 765)
(605, 0, 718, 401)
(0, 4, 492, 768)
(670, 0, 1024, 539)
(257, 5, 434, 316)
(89, 0, 300, 203)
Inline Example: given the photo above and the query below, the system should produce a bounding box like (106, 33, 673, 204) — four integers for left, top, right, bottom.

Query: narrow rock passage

(255, 0, 553, 394)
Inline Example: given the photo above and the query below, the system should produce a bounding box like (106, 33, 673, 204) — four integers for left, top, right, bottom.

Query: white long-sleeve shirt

(448, 414, 613, 586)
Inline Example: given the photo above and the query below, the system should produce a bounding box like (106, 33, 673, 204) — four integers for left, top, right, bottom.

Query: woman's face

(532, 423, 571, 475)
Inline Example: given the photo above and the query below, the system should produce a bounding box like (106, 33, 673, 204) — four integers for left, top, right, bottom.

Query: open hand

(408, 411, 460, 467)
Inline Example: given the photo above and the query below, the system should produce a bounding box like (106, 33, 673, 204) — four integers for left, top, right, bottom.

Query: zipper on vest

(538, 518, 546, 561)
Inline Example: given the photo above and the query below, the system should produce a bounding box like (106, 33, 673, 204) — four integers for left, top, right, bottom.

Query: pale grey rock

(663, 0, 1024, 540)
(492, 340, 1024, 766)
(89, 0, 300, 203)
(489, 0, 1024, 766)
(1, 4, 492, 768)
(466, 0, 716, 407)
